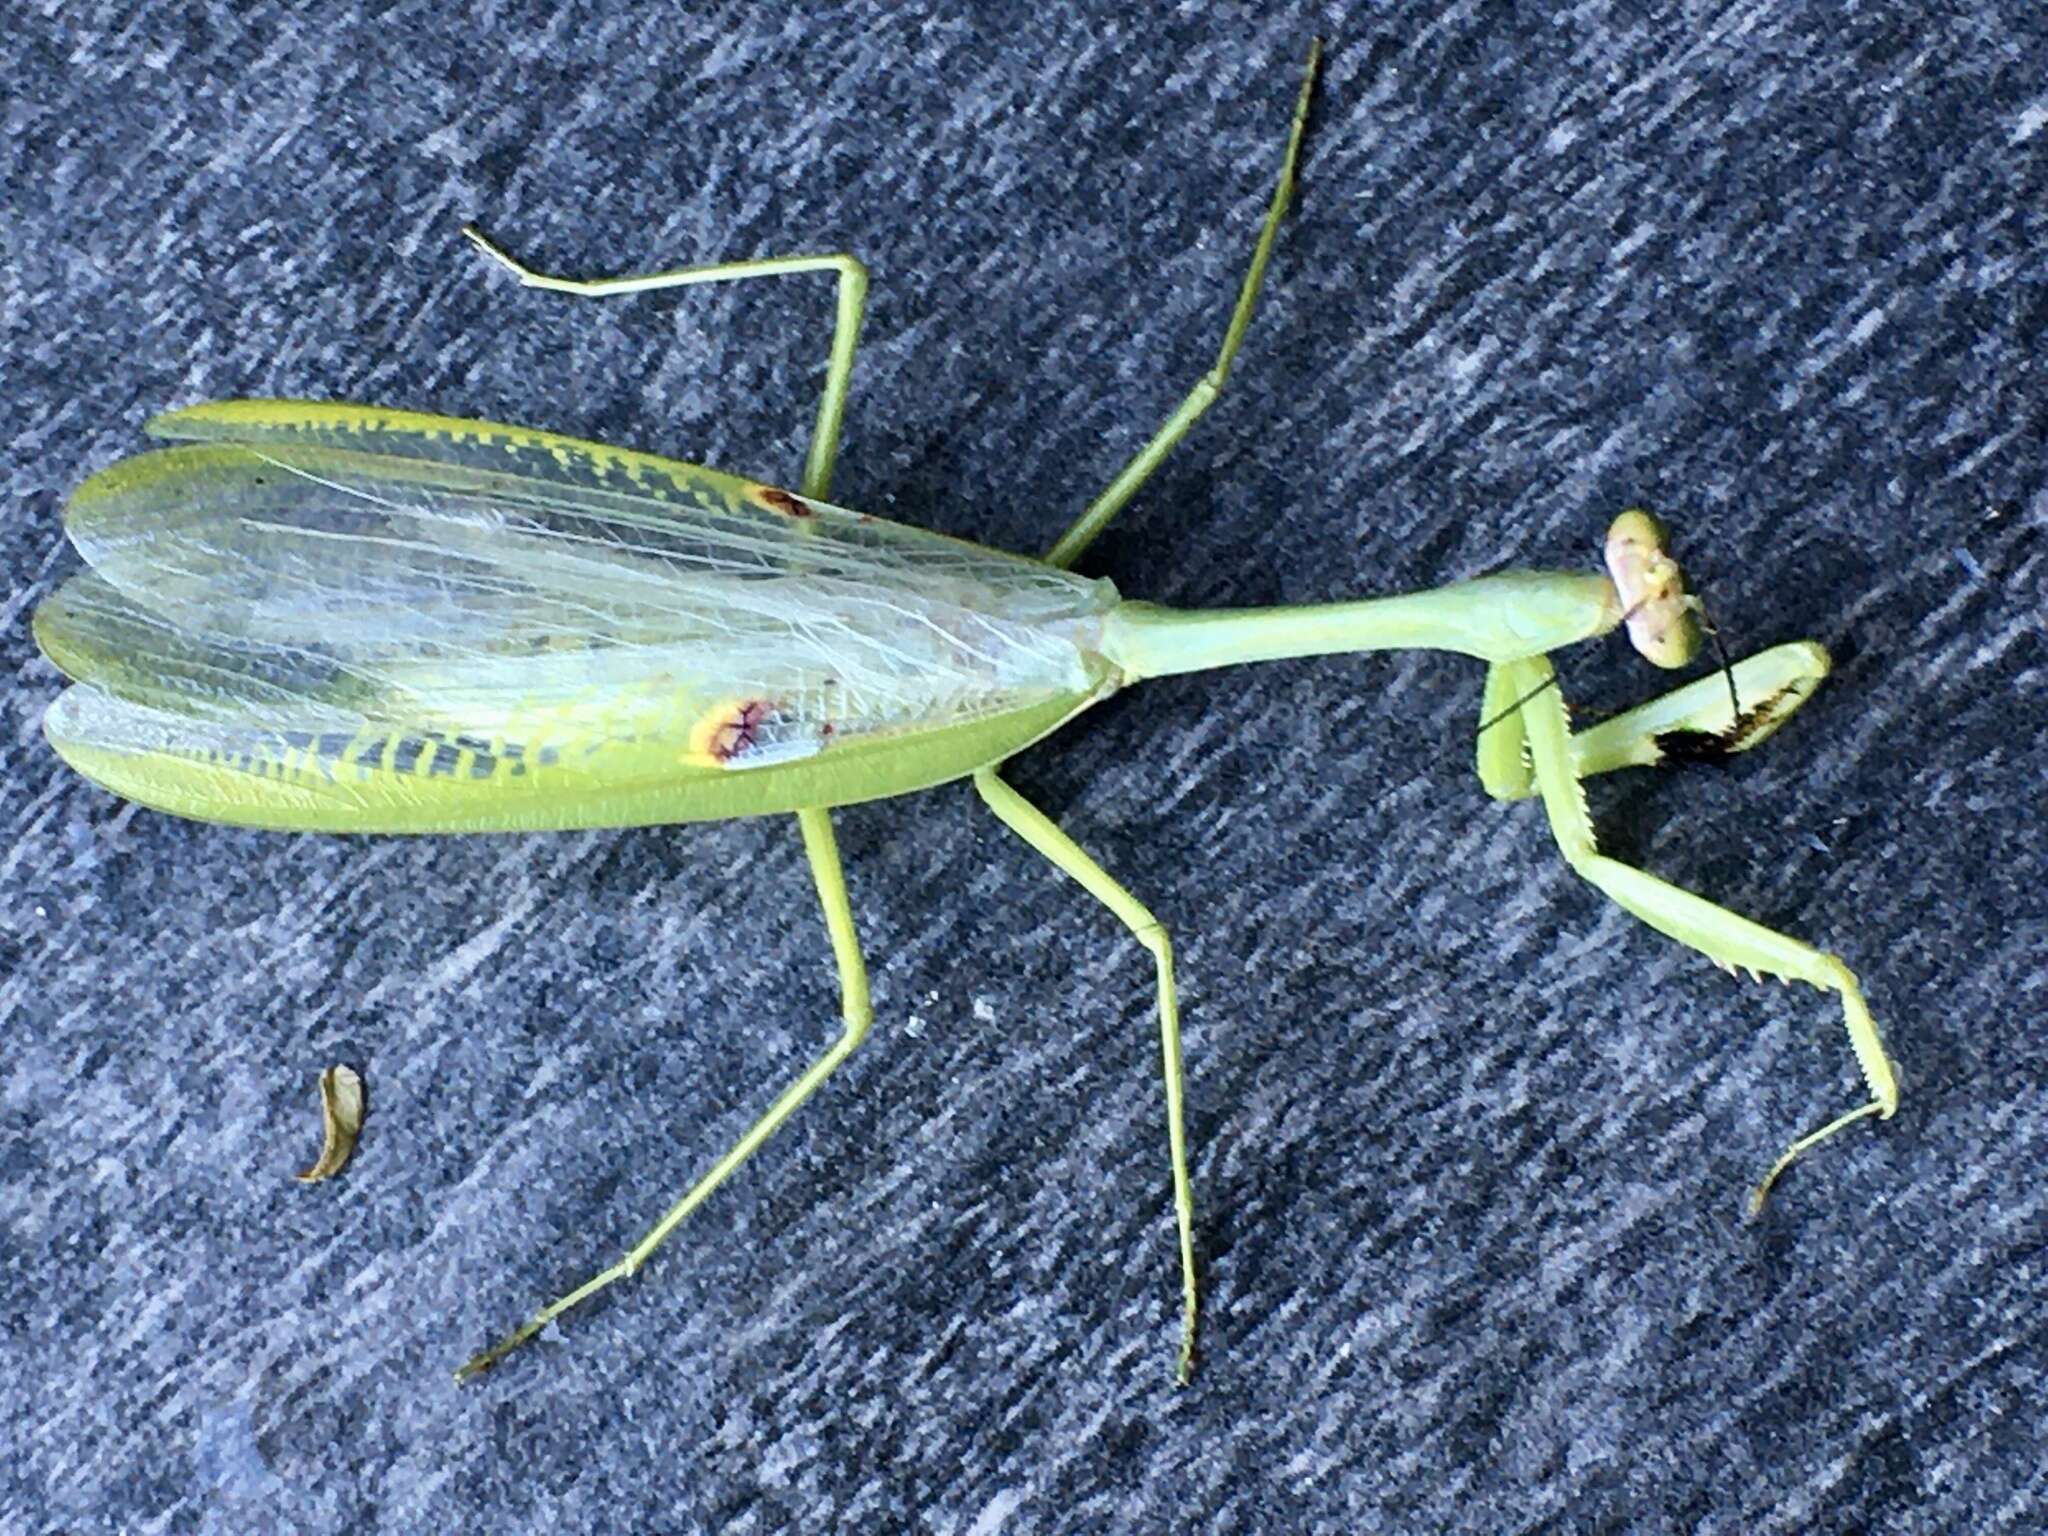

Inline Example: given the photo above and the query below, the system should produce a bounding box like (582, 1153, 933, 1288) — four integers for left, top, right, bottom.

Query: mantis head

(1605, 510, 1702, 669)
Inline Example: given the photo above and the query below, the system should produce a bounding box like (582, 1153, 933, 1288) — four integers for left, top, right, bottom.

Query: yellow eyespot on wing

(684, 697, 829, 770)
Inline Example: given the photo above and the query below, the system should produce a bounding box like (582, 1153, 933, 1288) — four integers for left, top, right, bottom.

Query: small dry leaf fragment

(296, 1065, 365, 1183)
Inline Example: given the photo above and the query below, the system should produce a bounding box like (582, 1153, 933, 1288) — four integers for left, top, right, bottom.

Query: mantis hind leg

(1043, 39, 1320, 569)
(1475, 641, 1833, 802)
(455, 807, 872, 1381)
(460, 227, 868, 501)
(972, 769, 1200, 1384)
(1499, 653, 1898, 1213)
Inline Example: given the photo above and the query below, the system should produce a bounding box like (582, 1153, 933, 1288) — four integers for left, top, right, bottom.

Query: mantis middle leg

(972, 768, 1200, 1384)
(457, 808, 873, 1380)
(1494, 652, 1899, 1214)
(1042, 40, 1320, 569)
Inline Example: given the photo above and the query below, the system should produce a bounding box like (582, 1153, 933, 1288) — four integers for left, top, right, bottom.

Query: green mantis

(31, 42, 1899, 1385)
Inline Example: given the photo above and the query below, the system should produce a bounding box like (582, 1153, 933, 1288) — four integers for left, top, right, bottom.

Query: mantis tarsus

(32, 41, 1898, 1384)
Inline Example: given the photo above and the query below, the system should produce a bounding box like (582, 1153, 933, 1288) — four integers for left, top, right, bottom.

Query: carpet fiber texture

(4, 3, 2045, 1531)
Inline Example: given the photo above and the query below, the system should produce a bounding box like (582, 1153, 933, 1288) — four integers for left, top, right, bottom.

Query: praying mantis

(31, 41, 1899, 1385)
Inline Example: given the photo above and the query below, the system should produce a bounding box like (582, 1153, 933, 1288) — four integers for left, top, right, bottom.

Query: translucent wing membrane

(37, 402, 1120, 831)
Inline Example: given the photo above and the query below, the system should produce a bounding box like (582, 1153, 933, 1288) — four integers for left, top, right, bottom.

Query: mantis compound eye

(1605, 509, 1702, 669)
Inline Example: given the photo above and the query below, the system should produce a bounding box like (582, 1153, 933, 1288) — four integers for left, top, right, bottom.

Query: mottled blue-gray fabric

(4, 3, 2045, 1531)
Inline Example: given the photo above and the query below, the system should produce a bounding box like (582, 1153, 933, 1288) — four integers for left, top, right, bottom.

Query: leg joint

(1815, 950, 1859, 994)
(1560, 834, 1607, 879)
(839, 998, 875, 1049)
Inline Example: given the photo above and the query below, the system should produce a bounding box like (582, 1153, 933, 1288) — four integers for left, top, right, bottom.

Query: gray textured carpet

(5, 3, 2045, 1531)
